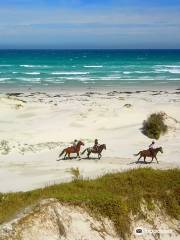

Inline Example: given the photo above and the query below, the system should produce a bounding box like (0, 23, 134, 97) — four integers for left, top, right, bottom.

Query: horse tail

(59, 149, 65, 157)
(81, 148, 87, 155)
(134, 151, 141, 156)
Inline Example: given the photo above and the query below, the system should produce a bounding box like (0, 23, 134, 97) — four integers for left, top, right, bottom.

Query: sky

(0, 0, 180, 49)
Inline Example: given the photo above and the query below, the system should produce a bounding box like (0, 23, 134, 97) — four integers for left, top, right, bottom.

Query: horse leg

(68, 153, 71, 159)
(155, 156, 159, 164)
(144, 156, 147, 164)
(64, 152, 67, 160)
(137, 155, 142, 162)
(98, 153, 102, 159)
(77, 152, 80, 159)
(87, 152, 91, 159)
(150, 157, 153, 163)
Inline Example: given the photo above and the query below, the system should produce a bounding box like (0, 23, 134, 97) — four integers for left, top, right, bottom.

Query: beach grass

(0, 168, 179, 239)
(142, 112, 168, 139)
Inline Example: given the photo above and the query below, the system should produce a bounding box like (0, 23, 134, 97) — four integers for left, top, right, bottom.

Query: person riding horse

(149, 141, 155, 156)
(72, 139, 78, 151)
(58, 140, 84, 160)
(134, 141, 163, 164)
(81, 139, 106, 159)
(93, 139, 100, 152)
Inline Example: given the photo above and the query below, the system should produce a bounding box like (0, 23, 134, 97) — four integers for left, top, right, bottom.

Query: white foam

(123, 71, 131, 74)
(43, 79, 64, 83)
(20, 65, 33, 67)
(20, 65, 49, 68)
(17, 78, 41, 82)
(168, 69, 180, 74)
(156, 69, 180, 74)
(134, 71, 149, 74)
(84, 65, 103, 68)
(24, 72, 41, 75)
(0, 78, 11, 81)
(98, 76, 122, 80)
(155, 65, 180, 68)
(51, 72, 89, 75)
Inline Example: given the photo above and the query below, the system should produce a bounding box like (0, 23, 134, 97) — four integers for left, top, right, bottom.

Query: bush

(68, 167, 81, 180)
(0, 140, 10, 155)
(142, 112, 168, 139)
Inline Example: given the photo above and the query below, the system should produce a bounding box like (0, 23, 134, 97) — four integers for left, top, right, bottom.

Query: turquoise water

(0, 49, 180, 88)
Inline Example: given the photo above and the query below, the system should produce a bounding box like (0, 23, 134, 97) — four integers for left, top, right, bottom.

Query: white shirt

(149, 143, 155, 149)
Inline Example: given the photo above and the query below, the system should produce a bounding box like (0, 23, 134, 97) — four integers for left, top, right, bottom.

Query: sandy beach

(0, 87, 180, 193)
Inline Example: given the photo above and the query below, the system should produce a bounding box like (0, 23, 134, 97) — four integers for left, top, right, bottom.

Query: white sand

(0, 88, 180, 192)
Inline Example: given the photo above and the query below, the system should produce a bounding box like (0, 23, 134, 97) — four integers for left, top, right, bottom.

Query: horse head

(78, 140, 84, 146)
(158, 147, 163, 153)
(102, 144, 106, 150)
(159, 147, 163, 153)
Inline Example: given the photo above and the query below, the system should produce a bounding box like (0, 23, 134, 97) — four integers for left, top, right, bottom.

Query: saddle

(92, 146, 99, 153)
(148, 148, 154, 156)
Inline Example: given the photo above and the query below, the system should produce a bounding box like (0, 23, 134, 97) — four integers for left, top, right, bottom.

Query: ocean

(0, 49, 180, 89)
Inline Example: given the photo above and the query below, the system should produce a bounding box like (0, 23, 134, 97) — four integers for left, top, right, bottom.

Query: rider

(72, 139, 78, 150)
(149, 141, 155, 156)
(93, 139, 99, 152)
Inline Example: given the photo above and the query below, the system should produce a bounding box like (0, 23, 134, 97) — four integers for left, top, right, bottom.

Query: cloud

(0, 4, 180, 48)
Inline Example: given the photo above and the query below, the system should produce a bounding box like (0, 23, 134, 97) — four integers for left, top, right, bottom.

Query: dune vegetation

(0, 168, 179, 239)
(142, 112, 168, 139)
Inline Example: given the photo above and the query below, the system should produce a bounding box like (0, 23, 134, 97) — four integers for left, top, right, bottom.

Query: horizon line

(0, 48, 180, 50)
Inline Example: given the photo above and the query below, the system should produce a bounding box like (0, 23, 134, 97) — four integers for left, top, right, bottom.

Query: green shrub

(68, 167, 81, 180)
(142, 112, 168, 139)
(0, 140, 10, 155)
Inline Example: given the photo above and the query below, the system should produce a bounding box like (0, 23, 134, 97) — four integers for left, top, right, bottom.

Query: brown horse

(81, 144, 106, 159)
(58, 141, 84, 160)
(134, 147, 163, 164)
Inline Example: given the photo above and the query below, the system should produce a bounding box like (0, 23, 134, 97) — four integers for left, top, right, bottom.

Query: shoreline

(0, 82, 180, 94)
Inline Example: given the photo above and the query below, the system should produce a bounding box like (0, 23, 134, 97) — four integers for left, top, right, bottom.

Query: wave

(83, 65, 103, 68)
(155, 65, 180, 68)
(51, 72, 89, 75)
(123, 70, 153, 74)
(0, 78, 11, 81)
(156, 69, 180, 74)
(135, 71, 150, 74)
(168, 69, 180, 74)
(17, 78, 41, 82)
(43, 79, 64, 83)
(20, 65, 49, 68)
(24, 72, 41, 75)
(155, 65, 180, 74)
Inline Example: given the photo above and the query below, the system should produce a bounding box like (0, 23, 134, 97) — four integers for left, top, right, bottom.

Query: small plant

(142, 112, 168, 139)
(69, 167, 81, 180)
(123, 103, 132, 108)
(15, 104, 23, 110)
(0, 140, 10, 155)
